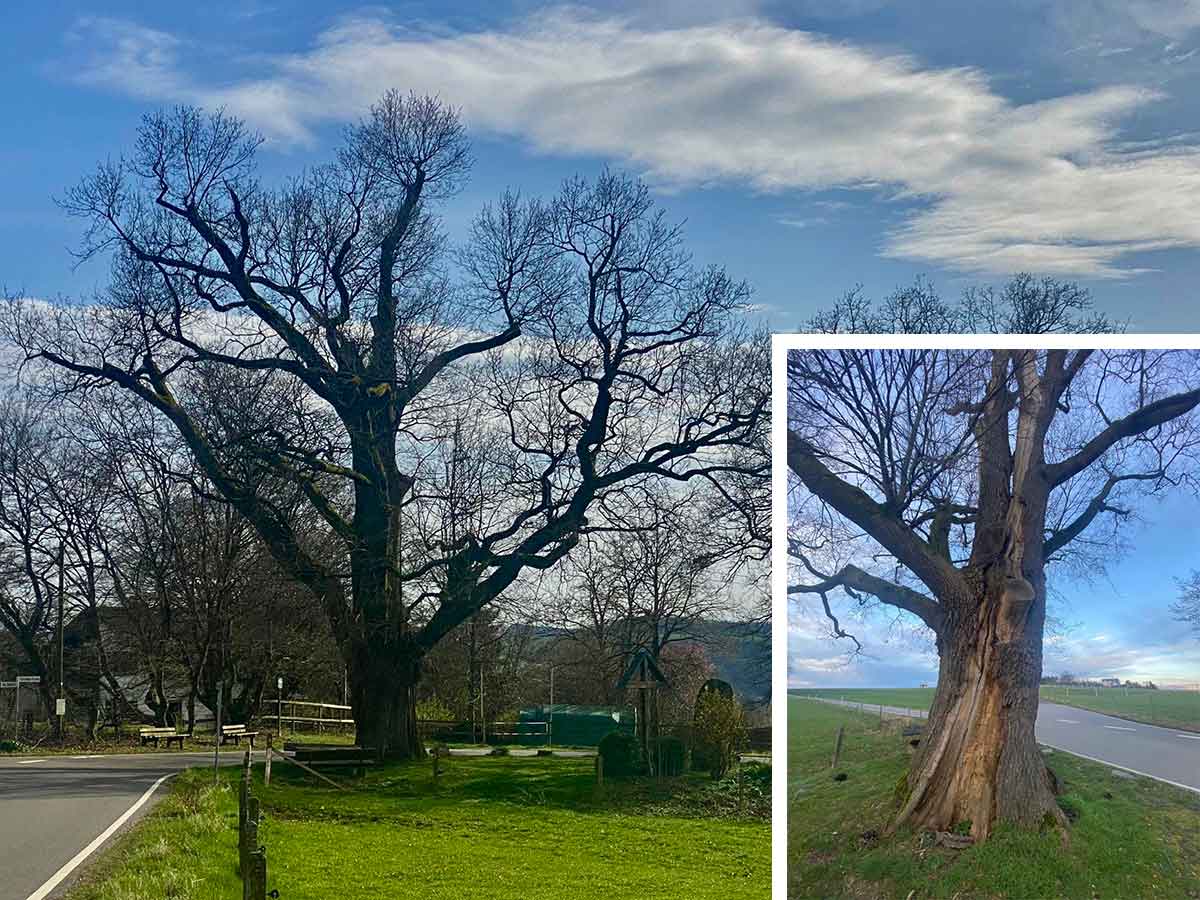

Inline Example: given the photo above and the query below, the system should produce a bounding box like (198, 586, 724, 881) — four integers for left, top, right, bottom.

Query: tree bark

(349, 635, 423, 760)
(894, 572, 1063, 840)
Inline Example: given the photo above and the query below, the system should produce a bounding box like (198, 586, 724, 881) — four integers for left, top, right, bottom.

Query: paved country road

(803, 697, 1200, 794)
(0, 751, 242, 900)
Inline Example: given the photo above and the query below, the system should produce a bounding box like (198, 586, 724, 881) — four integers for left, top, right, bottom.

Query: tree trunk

(349, 636, 423, 761)
(894, 573, 1064, 841)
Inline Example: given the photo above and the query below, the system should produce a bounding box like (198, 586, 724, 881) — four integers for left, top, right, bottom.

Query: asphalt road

(807, 696, 1200, 793)
(0, 751, 240, 900)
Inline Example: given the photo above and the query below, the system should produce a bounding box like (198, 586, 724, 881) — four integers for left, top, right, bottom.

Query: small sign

(277, 677, 283, 690)
(16, 675, 41, 684)
(0, 681, 16, 689)
(56, 698, 66, 716)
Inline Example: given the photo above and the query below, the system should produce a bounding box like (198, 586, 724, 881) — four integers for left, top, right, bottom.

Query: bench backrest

(140, 726, 175, 734)
(222, 724, 247, 733)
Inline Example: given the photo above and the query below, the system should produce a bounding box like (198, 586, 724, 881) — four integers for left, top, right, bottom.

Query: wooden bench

(291, 745, 377, 776)
(139, 726, 185, 749)
(220, 724, 259, 747)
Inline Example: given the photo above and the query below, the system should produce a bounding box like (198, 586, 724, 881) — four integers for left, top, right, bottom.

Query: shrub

(598, 731, 644, 777)
(415, 696, 456, 722)
(693, 690, 747, 778)
(655, 736, 687, 777)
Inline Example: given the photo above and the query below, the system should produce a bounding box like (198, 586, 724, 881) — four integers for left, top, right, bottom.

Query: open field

(792, 685, 1200, 732)
(787, 696, 1200, 899)
(64, 754, 768, 900)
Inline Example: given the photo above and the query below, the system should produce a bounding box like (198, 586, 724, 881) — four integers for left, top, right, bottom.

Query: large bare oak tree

(5, 92, 767, 758)
(787, 281, 1200, 839)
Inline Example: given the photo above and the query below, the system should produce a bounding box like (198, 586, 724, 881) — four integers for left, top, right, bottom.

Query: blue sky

(6, 1, 1200, 328)
(2, 2, 1200, 685)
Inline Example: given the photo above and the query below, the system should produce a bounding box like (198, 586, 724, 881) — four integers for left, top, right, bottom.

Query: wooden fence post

(238, 751, 251, 876)
(242, 796, 260, 882)
(830, 725, 844, 769)
(244, 845, 266, 900)
(264, 735, 273, 787)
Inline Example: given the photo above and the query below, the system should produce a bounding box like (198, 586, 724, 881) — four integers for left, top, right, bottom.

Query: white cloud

(66, 10, 1200, 277)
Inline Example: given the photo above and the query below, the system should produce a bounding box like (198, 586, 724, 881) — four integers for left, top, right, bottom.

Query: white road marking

(23, 773, 173, 900)
(71, 755, 103, 759)
(1102, 725, 1137, 732)
(17, 758, 46, 765)
(1037, 742, 1200, 796)
(1176, 734, 1200, 741)
(1055, 719, 1080, 724)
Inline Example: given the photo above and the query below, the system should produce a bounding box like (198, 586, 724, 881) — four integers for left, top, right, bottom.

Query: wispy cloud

(65, 10, 1200, 278)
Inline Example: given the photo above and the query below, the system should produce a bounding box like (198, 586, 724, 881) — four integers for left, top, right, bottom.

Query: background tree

(6, 92, 767, 758)
(788, 278, 1200, 839)
(1172, 571, 1200, 637)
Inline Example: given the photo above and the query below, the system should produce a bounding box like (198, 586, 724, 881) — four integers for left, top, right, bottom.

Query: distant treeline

(1041, 674, 1158, 689)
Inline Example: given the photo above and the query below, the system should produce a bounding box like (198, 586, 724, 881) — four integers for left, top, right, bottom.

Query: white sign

(0, 681, 16, 689)
(277, 677, 283, 691)
(16, 676, 40, 684)
(56, 698, 66, 716)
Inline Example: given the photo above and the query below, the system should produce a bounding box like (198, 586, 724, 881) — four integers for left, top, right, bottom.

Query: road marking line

(1176, 734, 1200, 740)
(1102, 725, 1136, 731)
(71, 755, 103, 759)
(1056, 719, 1080, 724)
(23, 773, 173, 900)
(17, 758, 46, 765)
(1037, 742, 1200, 796)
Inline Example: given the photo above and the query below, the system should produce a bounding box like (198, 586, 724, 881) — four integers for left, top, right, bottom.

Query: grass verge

(67, 754, 768, 900)
(788, 696, 1200, 899)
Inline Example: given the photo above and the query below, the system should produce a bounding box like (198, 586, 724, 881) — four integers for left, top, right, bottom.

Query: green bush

(693, 690, 747, 778)
(0, 739, 24, 753)
(655, 736, 687, 776)
(598, 731, 644, 777)
(415, 696, 456, 722)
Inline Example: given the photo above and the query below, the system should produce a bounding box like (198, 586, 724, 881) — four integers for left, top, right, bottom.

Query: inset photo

(780, 334, 1200, 899)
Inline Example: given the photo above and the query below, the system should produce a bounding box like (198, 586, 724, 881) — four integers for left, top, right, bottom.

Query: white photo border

(769, 331, 1200, 899)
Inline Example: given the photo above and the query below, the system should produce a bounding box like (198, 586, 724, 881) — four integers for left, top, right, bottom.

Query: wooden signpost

(617, 648, 670, 776)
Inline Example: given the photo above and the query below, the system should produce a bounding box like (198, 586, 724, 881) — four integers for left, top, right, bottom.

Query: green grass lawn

(788, 696, 1200, 899)
(66, 754, 768, 900)
(793, 685, 1200, 732)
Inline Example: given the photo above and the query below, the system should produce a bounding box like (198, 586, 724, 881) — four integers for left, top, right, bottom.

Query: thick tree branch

(1044, 469, 1163, 557)
(1046, 387, 1200, 488)
(787, 427, 966, 601)
(789, 563, 944, 634)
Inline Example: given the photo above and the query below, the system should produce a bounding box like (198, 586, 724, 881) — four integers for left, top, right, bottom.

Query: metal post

(548, 665, 555, 748)
(214, 682, 223, 784)
(480, 669, 486, 745)
(277, 677, 283, 736)
(57, 545, 65, 743)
